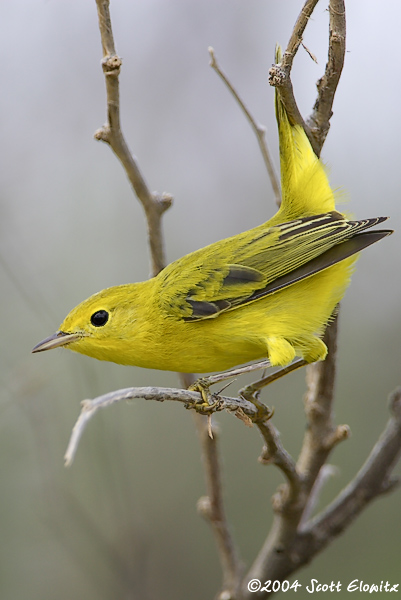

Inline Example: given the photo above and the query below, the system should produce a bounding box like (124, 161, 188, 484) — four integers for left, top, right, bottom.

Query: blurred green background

(1, 1, 400, 598)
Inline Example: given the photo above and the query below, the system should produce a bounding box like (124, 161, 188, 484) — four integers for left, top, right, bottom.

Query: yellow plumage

(32, 87, 391, 373)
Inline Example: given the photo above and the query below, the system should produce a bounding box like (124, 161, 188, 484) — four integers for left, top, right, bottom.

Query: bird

(32, 87, 392, 375)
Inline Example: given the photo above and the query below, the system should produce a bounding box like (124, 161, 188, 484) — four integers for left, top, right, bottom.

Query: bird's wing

(158, 213, 389, 321)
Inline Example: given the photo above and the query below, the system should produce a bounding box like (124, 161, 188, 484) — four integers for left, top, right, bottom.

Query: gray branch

(307, 0, 346, 150)
(94, 0, 171, 275)
(208, 47, 281, 206)
(268, 0, 346, 158)
(64, 385, 259, 466)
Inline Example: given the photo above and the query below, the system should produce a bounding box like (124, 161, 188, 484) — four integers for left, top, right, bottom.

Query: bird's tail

(273, 45, 336, 224)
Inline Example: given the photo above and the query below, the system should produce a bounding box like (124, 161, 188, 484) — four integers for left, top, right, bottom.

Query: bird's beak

(32, 331, 81, 353)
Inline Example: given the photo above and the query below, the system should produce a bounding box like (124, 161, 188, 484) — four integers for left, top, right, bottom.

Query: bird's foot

(186, 378, 225, 414)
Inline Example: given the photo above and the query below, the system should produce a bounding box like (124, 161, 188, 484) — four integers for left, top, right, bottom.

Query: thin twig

(257, 421, 301, 505)
(281, 0, 321, 71)
(196, 422, 243, 597)
(269, 0, 321, 155)
(181, 376, 245, 598)
(64, 385, 259, 466)
(94, 0, 171, 275)
(307, 0, 346, 150)
(297, 315, 345, 489)
(239, 359, 307, 397)
(304, 388, 401, 538)
(209, 47, 281, 205)
(181, 370, 243, 597)
(299, 464, 338, 527)
(301, 41, 318, 63)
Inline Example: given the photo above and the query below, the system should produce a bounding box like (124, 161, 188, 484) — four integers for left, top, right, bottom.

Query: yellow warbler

(32, 94, 392, 373)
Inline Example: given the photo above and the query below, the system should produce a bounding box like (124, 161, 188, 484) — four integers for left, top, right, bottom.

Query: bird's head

(32, 283, 147, 364)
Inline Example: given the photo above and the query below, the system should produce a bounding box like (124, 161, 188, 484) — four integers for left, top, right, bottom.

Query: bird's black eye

(90, 310, 109, 327)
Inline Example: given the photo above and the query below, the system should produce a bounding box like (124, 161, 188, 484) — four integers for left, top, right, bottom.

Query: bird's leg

(186, 380, 225, 414)
(186, 359, 271, 414)
(191, 359, 272, 392)
(187, 358, 307, 418)
(239, 359, 308, 421)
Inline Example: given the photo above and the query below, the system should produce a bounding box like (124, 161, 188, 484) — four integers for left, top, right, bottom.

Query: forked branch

(241, 389, 401, 598)
(269, 0, 346, 157)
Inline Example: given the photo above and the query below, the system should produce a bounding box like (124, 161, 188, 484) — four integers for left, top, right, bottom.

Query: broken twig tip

(208, 47, 217, 68)
(208, 414, 214, 439)
(301, 42, 318, 63)
(389, 387, 401, 420)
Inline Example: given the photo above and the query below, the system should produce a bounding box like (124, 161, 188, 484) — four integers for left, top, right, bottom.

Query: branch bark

(197, 423, 244, 597)
(181, 373, 244, 598)
(269, 0, 346, 157)
(209, 47, 281, 206)
(307, 0, 346, 150)
(64, 385, 259, 466)
(268, 0, 321, 154)
(304, 388, 401, 542)
(94, 0, 171, 276)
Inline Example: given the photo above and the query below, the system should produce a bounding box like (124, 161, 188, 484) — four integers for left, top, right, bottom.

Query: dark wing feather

(157, 213, 391, 322)
(243, 229, 392, 302)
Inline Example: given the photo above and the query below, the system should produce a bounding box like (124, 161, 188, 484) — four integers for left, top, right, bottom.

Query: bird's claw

(186, 378, 225, 414)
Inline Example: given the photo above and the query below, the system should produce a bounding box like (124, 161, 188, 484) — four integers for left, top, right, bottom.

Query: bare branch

(307, 0, 346, 149)
(303, 388, 401, 543)
(94, 0, 171, 275)
(239, 359, 308, 398)
(180, 371, 244, 598)
(297, 315, 346, 489)
(196, 421, 243, 597)
(281, 0, 320, 71)
(269, 0, 321, 154)
(64, 385, 259, 466)
(241, 390, 401, 598)
(208, 47, 281, 206)
(257, 421, 301, 505)
(269, 0, 346, 157)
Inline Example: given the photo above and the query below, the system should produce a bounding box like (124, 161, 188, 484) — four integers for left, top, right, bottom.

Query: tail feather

(273, 44, 335, 223)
